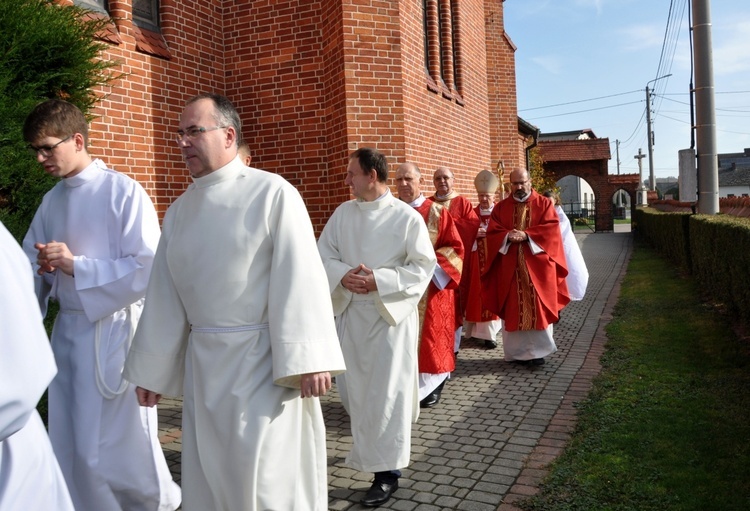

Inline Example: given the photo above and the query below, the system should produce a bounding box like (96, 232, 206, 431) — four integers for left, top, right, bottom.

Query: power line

(619, 109, 647, 146)
(660, 90, 750, 96)
(652, 0, 689, 122)
(655, 94, 750, 113)
(658, 113, 691, 125)
(517, 90, 642, 112)
(522, 100, 644, 120)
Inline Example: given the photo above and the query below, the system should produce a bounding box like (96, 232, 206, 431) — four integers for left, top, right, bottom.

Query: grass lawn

(519, 239, 750, 511)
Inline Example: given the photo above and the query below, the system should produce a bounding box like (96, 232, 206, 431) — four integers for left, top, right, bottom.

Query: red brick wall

(485, 0, 520, 183)
(85, 0, 226, 217)
(397, 0, 493, 196)
(76, 0, 519, 229)
(223, 0, 351, 229)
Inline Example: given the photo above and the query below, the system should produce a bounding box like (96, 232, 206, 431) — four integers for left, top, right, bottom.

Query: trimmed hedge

(633, 208, 692, 270)
(635, 207, 750, 329)
(689, 214, 750, 328)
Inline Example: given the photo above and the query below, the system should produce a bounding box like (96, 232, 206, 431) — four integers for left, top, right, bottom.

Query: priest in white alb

(318, 148, 436, 508)
(1, 221, 74, 511)
(124, 93, 346, 511)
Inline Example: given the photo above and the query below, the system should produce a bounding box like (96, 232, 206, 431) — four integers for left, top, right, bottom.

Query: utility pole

(616, 139, 621, 175)
(645, 74, 671, 192)
(645, 85, 654, 190)
(635, 148, 647, 205)
(693, 0, 719, 214)
(615, 140, 622, 207)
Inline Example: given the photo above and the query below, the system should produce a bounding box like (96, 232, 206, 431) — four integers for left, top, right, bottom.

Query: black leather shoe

(420, 391, 439, 408)
(361, 479, 399, 507)
(484, 339, 498, 349)
(531, 357, 545, 366)
(419, 380, 445, 408)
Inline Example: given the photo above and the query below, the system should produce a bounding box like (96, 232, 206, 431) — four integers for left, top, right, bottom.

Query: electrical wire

(522, 100, 644, 121)
(518, 90, 642, 112)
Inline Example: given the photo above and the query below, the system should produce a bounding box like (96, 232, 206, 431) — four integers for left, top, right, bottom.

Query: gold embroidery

(514, 201, 536, 330)
(429, 202, 463, 274)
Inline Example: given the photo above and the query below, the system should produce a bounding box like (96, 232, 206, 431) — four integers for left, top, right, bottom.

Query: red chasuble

(464, 205, 500, 323)
(430, 193, 480, 327)
(481, 191, 570, 331)
(415, 199, 464, 373)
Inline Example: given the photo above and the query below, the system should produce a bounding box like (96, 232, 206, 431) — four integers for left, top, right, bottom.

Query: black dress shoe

(484, 339, 498, 349)
(420, 391, 439, 408)
(419, 380, 445, 408)
(531, 357, 545, 366)
(361, 479, 399, 507)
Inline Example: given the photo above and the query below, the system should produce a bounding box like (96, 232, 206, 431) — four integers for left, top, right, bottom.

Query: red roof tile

(538, 138, 611, 162)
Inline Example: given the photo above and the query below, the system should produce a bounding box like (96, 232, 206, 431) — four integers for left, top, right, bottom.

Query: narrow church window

(451, 0, 462, 97)
(423, 0, 463, 100)
(437, 0, 448, 87)
(133, 0, 160, 32)
(73, 0, 108, 15)
(423, 0, 430, 75)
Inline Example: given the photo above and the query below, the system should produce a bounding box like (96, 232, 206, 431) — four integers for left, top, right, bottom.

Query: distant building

(536, 128, 640, 231)
(539, 128, 599, 142)
(539, 129, 600, 216)
(655, 177, 679, 197)
(718, 149, 750, 198)
(556, 175, 595, 216)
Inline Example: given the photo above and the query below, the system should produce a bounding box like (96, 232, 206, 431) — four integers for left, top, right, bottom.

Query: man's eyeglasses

(175, 126, 228, 143)
(27, 136, 72, 158)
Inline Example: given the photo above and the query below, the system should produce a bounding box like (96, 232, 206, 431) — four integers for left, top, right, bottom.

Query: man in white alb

(1, 220, 74, 511)
(22, 99, 180, 511)
(318, 148, 436, 507)
(124, 93, 346, 511)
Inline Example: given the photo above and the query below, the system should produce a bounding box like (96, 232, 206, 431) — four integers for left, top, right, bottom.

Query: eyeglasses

(27, 136, 72, 158)
(175, 126, 228, 143)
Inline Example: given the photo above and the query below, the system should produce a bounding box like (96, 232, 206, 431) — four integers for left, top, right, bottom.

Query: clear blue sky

(504, 0, 750, 181)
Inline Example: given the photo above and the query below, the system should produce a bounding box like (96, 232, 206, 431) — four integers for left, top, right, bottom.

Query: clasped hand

(508, 229, 528, 243)
(341, 264, 376, 294)
(34, 241, 75, 276)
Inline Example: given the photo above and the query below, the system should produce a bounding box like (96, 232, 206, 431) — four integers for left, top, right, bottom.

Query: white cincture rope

(94, 304, 136, 400)
(190, 323, 269, 334)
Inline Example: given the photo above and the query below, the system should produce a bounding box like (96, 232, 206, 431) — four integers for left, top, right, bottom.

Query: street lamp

(645, 74, 672, 192)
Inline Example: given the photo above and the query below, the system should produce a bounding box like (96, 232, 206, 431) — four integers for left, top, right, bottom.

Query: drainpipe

(525, 127, 540, 171)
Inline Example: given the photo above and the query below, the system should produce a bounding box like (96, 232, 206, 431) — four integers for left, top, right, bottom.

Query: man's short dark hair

(350, 147, 388, 183)
(186, 93, 242, 147)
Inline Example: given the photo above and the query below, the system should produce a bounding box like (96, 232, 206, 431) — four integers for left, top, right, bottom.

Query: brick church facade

(73, 0, 521, 231)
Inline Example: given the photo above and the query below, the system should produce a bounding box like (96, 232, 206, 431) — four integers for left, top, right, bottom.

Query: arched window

(423, 0, 462, 101)
(133, 0, 160, 32)
(73, 0, 108, 15)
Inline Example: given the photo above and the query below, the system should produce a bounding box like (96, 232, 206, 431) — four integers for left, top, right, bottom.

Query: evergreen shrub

(0, 0, 120, 242)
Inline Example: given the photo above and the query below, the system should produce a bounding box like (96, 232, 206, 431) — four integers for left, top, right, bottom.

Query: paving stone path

(156, 230, 633, 511)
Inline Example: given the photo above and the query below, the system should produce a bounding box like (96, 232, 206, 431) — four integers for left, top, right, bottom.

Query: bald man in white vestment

(0, 221, 74, 511)
(318, 148, 437, 507)
(124, 93, 346, 511)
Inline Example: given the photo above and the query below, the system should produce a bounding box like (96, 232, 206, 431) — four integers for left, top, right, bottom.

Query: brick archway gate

(538, 137, 640, 231)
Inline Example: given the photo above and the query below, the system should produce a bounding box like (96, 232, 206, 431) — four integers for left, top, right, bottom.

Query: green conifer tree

(0, 0, 121, 241)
